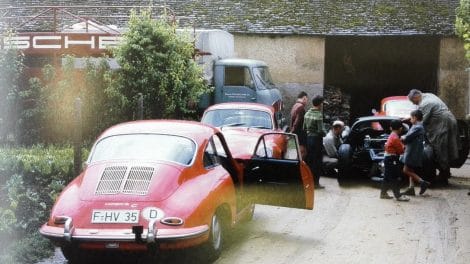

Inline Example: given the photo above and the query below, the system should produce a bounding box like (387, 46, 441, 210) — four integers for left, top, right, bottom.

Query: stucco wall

(438, 37, 469, 119)
(233, 34, 325, 115)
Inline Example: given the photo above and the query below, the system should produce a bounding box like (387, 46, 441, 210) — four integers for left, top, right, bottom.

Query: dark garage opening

(325, 36, 439, 123)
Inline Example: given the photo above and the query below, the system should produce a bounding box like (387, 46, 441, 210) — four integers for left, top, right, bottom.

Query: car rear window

(89, 134, 196, 165)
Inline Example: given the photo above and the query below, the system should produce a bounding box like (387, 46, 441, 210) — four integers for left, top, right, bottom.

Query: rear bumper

(39, 218, 209, 244)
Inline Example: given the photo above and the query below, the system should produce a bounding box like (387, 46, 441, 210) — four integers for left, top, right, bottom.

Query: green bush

(0, 145, 88, 263)
(113, 9, 209, 120)
(456, 0, 470, 63)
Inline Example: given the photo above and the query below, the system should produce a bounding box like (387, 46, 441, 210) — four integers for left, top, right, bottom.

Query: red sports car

(201, 102, 287, 159)
(373, 96, 417, 118)
(40, 120, 313, 262)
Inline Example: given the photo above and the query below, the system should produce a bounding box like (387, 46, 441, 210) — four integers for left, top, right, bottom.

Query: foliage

(0, 34, 24, 144)
(0, 145, 88, 263)
(456, 0, 470, 63)
(113, 9, 209, 119)
(17, 56, 124, 144)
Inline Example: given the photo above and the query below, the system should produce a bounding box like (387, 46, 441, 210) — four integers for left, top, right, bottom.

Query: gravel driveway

(38, 173, 470, 264)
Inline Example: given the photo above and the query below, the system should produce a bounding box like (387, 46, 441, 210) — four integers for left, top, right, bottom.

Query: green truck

(194, 30, 283, 113)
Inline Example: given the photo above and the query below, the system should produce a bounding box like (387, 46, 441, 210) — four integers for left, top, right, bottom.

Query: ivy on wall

(456, 0, 470, 63)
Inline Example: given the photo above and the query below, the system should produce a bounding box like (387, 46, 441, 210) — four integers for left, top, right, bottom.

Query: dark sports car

(336, 116, 469, 184)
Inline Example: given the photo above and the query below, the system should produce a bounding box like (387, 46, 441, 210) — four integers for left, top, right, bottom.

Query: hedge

(0, 145, 88, 263)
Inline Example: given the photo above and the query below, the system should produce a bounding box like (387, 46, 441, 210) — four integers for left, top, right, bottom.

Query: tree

(0, 35, 24, 144)
(113, 9, 208, 119)
(456, 0, 470, 63)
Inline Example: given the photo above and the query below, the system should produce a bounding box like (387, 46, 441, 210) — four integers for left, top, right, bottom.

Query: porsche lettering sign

(0, 33, 122, 56)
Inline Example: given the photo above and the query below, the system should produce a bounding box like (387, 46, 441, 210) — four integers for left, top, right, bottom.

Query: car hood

(220, 127, 266, 159)
(79, 161, 183, 202)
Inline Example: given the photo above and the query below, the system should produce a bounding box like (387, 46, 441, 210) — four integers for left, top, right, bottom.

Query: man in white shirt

(323, 120, 345, 175)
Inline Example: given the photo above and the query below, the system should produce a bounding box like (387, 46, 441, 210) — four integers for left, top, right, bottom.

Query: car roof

(215, 58, 267, 67)
(354, 115, 401, 124)
(205, 102, 274, 113)
(381, 96, 408, 103)
(97, 120, 217, 144)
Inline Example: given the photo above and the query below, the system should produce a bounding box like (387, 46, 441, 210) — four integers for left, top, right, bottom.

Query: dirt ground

(38, 163, 470, 264)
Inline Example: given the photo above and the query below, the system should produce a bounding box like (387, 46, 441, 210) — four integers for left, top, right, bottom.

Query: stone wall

(438, 38, 469, 119)
(233, 34, 325, 117)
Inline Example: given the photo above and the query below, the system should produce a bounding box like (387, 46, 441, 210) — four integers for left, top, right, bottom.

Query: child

(380, 119, 409, 201)
(401, 109, 430, 195)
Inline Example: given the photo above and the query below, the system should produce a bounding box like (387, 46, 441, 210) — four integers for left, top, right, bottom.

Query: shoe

(419, 181, 430, 195)
(396, 195, 410, 202)
(380, 192, 393, 199)
(401, 187, 416, 196)
(316, 184, 325, 189)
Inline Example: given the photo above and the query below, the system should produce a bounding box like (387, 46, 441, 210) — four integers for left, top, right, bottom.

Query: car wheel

(337, 167, 349, 186)
(202, 211, 224, 261)
(422, 145, 437, 183)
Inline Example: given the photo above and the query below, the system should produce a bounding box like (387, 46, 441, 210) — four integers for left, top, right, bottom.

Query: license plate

(91, 210, 139, 223)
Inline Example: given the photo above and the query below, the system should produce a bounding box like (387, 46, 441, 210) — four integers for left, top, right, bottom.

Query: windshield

(90, 134, 196, 165)
(202, 109, 273, 129)
(253, 67, 274, 89)
(384, 100, 417, 118)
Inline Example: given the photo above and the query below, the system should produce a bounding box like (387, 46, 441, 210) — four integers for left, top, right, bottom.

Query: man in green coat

(303, 95, 326, 189)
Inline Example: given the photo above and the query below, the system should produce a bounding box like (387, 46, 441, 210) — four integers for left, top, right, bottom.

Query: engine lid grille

(95, 166, 155, 195)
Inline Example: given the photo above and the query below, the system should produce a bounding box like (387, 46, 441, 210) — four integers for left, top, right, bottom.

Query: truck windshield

(202, 109, 273, 129)
(253, 67, 274, 89)
(90, 134, 196, 165)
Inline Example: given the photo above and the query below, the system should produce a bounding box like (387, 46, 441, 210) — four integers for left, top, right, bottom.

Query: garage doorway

(325, 36, 439, 122)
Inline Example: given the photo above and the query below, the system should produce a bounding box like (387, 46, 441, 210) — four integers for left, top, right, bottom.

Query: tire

(422, 145, 437, 183)
(337, 144, 353, 185)
(202, 211, 224, 261)
(337, 167, 346, 183)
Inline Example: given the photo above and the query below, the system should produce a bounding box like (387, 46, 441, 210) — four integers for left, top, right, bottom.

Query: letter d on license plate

(91, 210, 139, 223)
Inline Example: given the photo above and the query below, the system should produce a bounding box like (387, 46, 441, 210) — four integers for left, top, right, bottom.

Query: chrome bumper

(39, 217, 209, 243)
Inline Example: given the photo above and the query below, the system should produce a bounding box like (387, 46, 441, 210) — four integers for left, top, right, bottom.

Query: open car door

(244, 132, 314, 209)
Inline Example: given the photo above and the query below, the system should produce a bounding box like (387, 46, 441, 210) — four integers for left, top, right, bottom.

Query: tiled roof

(0, 0, 460, 36)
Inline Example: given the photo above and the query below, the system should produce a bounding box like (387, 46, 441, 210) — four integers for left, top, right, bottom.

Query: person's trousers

(306, 135, 323, 185)
(381, 155, 402, 198)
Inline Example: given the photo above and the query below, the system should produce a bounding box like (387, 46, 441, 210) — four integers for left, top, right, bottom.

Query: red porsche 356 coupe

(40, 120, 313, 262)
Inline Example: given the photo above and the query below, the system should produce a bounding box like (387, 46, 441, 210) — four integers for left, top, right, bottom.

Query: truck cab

(212, 58, 283, 111)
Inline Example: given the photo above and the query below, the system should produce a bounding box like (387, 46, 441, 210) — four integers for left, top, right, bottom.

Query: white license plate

(91, 210, 140, 223)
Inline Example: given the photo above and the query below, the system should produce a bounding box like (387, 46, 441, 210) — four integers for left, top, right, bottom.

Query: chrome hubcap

(211, 214, 222, 250)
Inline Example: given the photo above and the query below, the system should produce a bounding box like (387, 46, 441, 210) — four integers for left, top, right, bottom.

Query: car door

(243, 132, 314, 210)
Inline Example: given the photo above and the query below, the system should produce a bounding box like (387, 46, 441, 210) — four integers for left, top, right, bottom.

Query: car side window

(204, 138, 220, 168)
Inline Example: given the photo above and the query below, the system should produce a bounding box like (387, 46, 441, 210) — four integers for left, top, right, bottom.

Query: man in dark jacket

(290, 91, 308, 158)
